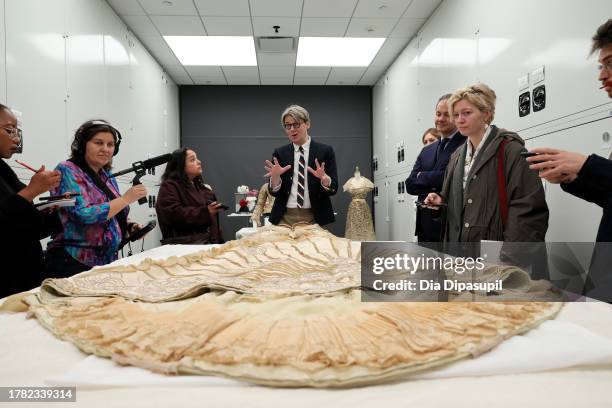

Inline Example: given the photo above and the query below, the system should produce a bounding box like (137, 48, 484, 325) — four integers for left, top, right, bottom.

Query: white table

(2, 245, 612, 408)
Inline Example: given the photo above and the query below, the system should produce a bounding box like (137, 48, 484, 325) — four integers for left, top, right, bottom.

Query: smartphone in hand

(519, 151, 539, 158)
(208, 201, 229, 210)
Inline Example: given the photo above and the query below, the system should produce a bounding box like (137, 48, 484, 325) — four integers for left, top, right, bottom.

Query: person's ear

(483, 110, 492, 124)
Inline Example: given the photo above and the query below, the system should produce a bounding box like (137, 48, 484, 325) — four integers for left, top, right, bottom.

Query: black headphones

(71, 119, 122, 157)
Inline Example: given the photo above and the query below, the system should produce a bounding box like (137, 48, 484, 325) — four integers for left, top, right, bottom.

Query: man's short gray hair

(281, 105, 310, 126)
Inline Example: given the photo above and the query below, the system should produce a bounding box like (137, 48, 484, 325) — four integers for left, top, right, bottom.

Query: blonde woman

(424, 83, 548, 242)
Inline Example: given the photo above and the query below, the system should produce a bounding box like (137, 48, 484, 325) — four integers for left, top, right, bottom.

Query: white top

(463, 125, 493, 189)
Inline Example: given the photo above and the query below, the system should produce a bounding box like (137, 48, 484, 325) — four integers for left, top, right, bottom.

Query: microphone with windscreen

(111, 153, 171, 205)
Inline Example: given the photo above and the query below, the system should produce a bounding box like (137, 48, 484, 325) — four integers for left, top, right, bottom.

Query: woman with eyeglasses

(43, 120, 148, 278)
(0, 103, 62, 297)
(424, 83, 549, 244)
(155, 148, 224, 245)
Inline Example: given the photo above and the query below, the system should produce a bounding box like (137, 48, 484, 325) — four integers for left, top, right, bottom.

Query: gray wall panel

(180, 85, 373, 238)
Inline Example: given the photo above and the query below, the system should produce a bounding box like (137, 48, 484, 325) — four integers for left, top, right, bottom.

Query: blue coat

(405, 132, 466, 241)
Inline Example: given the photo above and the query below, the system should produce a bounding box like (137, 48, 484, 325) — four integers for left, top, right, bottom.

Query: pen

(39, 193, 81, 201)
(15, 159, 39, 173)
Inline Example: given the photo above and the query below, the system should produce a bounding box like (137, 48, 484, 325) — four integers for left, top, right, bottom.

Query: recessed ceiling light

(378, 5, 388, 10)
(296, 37, 385, 67)
(164, 36, 257, 66)
(162, 0, 173, 6)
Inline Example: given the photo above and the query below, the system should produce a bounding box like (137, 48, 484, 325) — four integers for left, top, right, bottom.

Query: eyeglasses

(1, 126, 22, 140)
(597, 60, 612, 72)
(283, 122, 302, 131)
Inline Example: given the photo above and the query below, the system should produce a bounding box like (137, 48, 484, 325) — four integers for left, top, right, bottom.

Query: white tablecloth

(2, 244, 612, 408)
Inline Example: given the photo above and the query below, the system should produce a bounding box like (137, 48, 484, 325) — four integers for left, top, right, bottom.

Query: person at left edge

(44, 120, 147, 278)
(0, 103, 61, 297)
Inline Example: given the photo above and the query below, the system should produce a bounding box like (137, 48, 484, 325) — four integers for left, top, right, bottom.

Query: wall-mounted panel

(373, 178, 390, 240)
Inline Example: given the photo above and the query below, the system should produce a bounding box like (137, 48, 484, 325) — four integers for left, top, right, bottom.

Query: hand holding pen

(15, 160, 61, 201)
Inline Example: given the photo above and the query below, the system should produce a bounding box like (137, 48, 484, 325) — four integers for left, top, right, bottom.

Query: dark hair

(161, 148, 204, 187)
(70, 119, 121, 170)
(591, 19, 612, 56)
(436, 93, 452, 108)
(421, 127, 442, 144)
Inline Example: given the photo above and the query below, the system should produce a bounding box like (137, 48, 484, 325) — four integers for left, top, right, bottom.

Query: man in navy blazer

(527, 19, 612, 301)
(264, 105, 338, 226)
(405, 94, 466, 243)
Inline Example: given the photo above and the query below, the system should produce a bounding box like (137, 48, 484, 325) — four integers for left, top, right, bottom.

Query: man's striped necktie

(297, 146, 305, 207)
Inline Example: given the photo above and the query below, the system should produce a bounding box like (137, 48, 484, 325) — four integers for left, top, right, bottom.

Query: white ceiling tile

(171, 75, 194, 85)
(222, 66, 260, 83)
(369, 51, 397, 67)
(259, 66, 295, 83)
(193, 0, 251, 17)
(389, 18, 424, 38)
(300, 18, 349, 37)
(139, 0, 198, 16)
(122, 15, 160, 37)
(377, 37, 408, 55)
(293, 66, 330, 82)
(345, 18, 396, 37)
(164, 64, 194, 84)
(105, 0, 145, 16)
(326, 67, 367, 85)
(150, 16, 206, 35)
(261, 77, 293, 85)
(302, 0, 357, 17)
(252, 17, 300, 37)
(257, 52, 296, 66)
(359, 72, 382, 85)
(292, 77, 326, 85)
(359, 66, 385, 84)
(193, 77, 227, 85)
(250, 0, 303, 17)
(139, 35, 182, 65)
(227, 78, 261, 85)
(202, 17, 253, 36)
(186, 66, 227, 84)
(353, 0, 412, 18)
(184, 66, 224, 77)
(404, 0, 442, 19)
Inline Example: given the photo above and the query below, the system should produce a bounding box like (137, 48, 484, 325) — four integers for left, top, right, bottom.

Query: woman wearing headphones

(44, 120, 147, 278)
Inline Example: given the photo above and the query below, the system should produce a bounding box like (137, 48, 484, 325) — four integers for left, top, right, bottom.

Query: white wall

(0, 0, 180, 250)
(373, 0, 612, 242)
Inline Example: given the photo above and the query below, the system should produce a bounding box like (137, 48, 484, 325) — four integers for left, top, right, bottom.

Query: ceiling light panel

(164, 36, 257, 65)
(296, 37, 385, 67)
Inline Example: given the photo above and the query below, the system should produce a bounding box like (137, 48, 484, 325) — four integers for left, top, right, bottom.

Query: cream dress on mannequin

(343, 167, 376, 241)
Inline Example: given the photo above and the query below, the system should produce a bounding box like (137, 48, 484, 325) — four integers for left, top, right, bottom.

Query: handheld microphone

(110, 153, 172, 178)
(111, 153, 172, 205)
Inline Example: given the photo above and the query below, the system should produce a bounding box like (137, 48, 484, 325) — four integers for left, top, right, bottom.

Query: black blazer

(561, 154, 612, 242)
(0, 160, 61, 297)
(268, 139, 338, 226)
(405, 132, 466, 241)
(561, 154, 612, 301)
